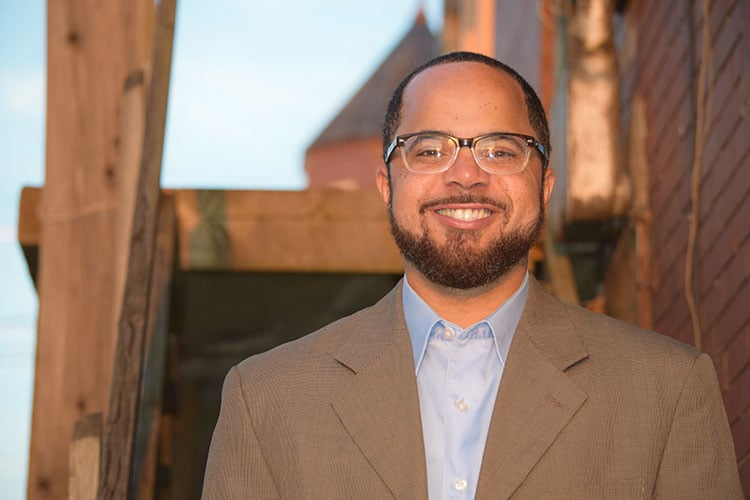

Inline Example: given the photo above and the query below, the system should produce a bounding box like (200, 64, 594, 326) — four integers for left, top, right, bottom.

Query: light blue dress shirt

(402, 274, 529, 499)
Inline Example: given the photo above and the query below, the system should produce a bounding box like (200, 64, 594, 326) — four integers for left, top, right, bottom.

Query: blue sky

(0, 0, 45, 496)
(0, 0, 442, 497)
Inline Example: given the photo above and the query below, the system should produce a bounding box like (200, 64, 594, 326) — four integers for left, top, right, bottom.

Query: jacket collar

(476, 277, 590, 497)
(332, 281, 429, 498)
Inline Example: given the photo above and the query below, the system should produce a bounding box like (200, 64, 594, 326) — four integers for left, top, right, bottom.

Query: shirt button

(456, 399, 468, 412)
(454, 479, 467, 491)
(443, 327, 455, 340)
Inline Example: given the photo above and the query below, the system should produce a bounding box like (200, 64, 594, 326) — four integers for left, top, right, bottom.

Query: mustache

(420, 195, 508, 213)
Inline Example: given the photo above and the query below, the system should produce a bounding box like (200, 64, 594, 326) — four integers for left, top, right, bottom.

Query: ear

(542, 167, 555, 206)
(376, 164, 391, 206)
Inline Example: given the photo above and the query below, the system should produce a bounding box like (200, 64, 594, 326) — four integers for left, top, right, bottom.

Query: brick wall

(305, 137, 383, 190)
(625, 0, 749, 490)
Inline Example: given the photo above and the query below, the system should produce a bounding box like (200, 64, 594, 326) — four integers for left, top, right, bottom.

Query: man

(202, 52, 742, 499)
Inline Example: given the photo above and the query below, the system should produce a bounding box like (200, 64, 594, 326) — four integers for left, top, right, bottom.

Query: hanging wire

(685, 0, 714, 352)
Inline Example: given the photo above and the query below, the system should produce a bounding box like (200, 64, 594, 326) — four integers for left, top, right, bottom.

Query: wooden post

(28, 1, 153, 498)
(134, 194, 176, 500)
(98, 0, 177, 496)
(69, 413, 103, 500)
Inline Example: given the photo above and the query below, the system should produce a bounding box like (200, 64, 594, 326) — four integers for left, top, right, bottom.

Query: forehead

(399, 61, 532, 136)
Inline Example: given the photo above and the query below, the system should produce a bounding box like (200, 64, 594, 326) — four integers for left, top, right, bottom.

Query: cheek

(496, 177, 543, 214)
(390, 186, 418, 218)
(390, 174, 431, 208)
(387, 177, 410, 215)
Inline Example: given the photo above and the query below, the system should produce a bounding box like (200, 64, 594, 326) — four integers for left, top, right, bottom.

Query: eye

(413, 141, 445, 157)
(415, 148, 445, 158)
(407, 136, 451, 162)
(485, 148, 517, 160)
(478, 135, 525, 162)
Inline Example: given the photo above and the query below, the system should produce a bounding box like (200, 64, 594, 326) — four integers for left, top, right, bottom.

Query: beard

(388, 194, 545, 290)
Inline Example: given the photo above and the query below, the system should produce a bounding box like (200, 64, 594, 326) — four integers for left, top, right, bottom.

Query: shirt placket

(443, 323, 472, 498)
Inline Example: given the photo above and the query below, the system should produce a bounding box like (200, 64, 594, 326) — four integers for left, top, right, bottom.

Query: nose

(442, 145, 490, 189)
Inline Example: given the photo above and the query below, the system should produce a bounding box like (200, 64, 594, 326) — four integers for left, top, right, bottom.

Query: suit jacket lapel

(331, 282, 428, 498)
(476, 278, 589, 498)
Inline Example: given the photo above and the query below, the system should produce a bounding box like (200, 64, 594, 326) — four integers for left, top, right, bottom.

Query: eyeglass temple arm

(384, 138, 402, 163)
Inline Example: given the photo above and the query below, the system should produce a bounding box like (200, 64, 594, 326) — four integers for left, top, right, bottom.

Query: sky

(0, 0, 443, 497)
(0, 0, 45, 497)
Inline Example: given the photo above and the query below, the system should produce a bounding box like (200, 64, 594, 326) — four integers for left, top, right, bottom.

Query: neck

(404, 260, 528, 329)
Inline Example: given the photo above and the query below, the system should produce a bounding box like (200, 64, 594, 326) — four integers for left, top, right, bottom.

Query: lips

(421, 195, 508, 228)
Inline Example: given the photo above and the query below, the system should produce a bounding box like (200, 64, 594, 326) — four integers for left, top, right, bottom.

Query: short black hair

(382, 51, 550, 169)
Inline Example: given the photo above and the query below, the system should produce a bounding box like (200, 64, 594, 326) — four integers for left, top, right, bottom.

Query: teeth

(436, 208, 492, 221)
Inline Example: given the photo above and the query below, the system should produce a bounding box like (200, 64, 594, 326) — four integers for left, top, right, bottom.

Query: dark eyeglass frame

(384, 131, 549, 174)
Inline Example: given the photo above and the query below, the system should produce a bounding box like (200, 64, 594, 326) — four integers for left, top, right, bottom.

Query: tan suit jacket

(202, 278, 742, 499)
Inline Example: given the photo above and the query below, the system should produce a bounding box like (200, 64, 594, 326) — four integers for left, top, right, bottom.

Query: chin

(389, 209, 544, 291)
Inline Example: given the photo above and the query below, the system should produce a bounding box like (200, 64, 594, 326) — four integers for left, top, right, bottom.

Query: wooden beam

(29, 1, 154, 498)
(175, 189, 403, 273)
(20, 187, 405, 277)
(18, 186, 41, 288)
(98, 0, 177, 496)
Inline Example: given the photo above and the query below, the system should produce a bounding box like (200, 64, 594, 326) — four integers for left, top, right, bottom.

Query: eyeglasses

(384, 131, 548, 175)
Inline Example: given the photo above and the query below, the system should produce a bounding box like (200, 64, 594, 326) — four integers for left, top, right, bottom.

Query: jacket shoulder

(526, 278, 699, 365)
(232, 282, 402, 390)
(560, 299, 699, 365)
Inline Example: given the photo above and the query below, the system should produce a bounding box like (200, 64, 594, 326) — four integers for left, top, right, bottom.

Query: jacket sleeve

(202, 366, 280, 499)
(653, 353, 743, 499)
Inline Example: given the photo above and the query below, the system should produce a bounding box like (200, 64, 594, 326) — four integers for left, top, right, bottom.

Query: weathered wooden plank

(98, 0, 177, 496)
(21, 187, 405, 275)
(69, 413, 102, 500)
(175, 189, 403, 273)
(114, 69, 148, 335)
(133, 194, 176, 500)
(28, 1, 154, 498)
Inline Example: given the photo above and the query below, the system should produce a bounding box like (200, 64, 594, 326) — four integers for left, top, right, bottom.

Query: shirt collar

(402, 273, 530, 373)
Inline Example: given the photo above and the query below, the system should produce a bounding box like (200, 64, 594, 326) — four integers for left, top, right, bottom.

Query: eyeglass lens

(402, 133, 529, 174)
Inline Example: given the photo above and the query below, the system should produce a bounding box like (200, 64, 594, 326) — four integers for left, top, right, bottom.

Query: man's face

(376, 62, 555, 290)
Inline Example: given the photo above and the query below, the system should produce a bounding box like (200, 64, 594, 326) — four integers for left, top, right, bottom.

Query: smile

(435, 208, 493, 221)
